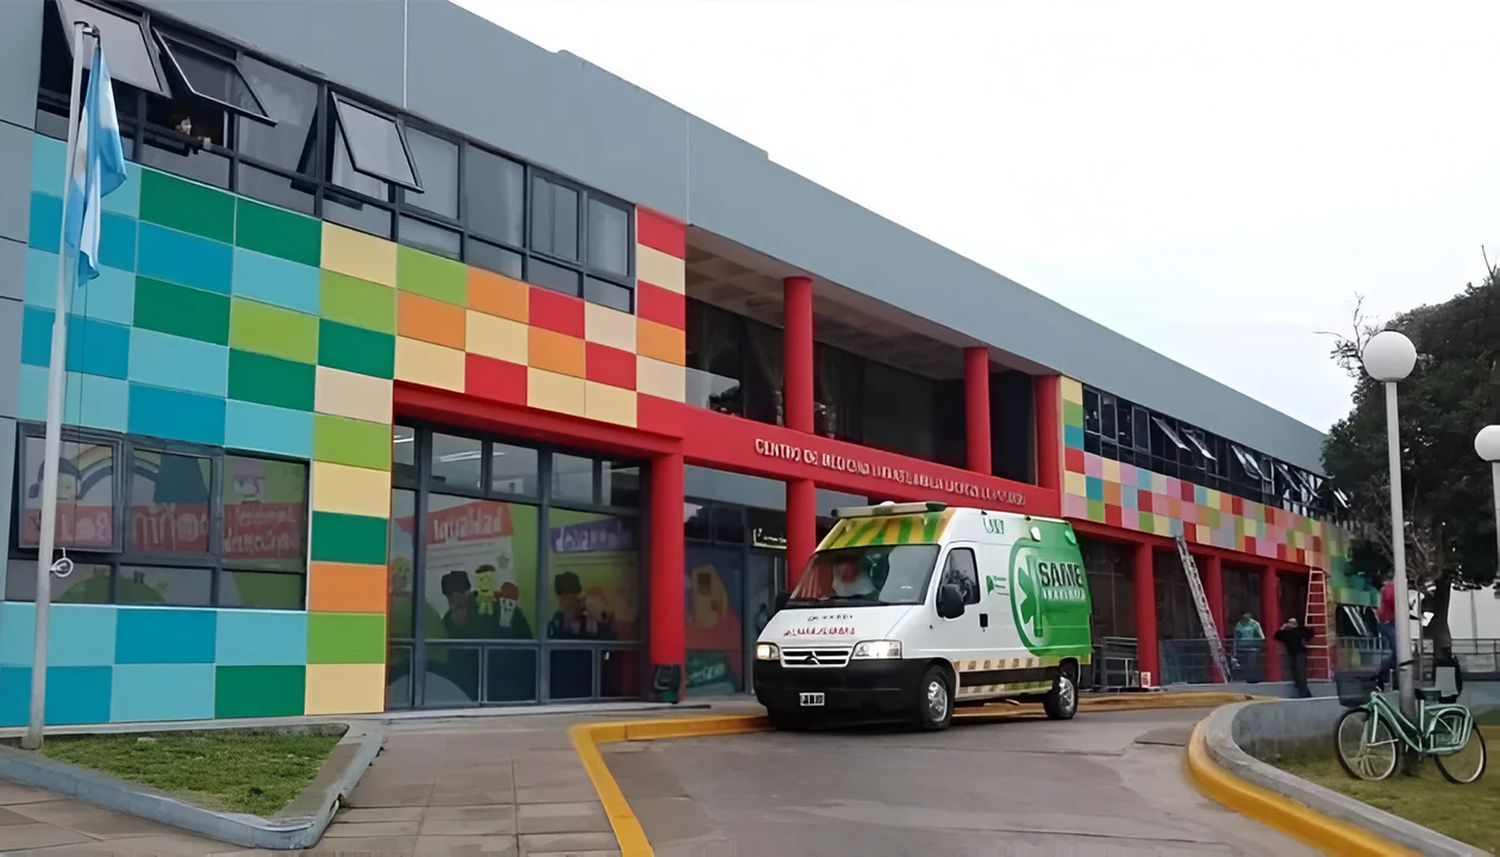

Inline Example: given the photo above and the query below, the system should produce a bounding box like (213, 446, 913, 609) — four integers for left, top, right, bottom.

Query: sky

(457, 0, 1500, 432)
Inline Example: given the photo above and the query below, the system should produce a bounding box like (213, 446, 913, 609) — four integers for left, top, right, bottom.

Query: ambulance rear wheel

(915, 666, 954, 731)
(1044, 673, 1078, 720)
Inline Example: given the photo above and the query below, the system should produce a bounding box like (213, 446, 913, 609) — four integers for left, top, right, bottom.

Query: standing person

(1275, 617, 1316, 698)
(1233, 613, 1265, 683)
(1377, 578, 1398, 688)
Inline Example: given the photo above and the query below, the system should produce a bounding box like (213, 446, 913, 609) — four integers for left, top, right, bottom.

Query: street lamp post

(1363, 330, 1418, 717)
(1475, 425, 1500, 565)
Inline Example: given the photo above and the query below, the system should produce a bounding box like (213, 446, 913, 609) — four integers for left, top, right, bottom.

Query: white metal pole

(22, 20, 90, 752)
(1383, 380, 1416, 717)
(1492, 461, 1500, 588)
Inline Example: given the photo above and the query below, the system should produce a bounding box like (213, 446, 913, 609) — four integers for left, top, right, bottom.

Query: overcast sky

(459, 0, 1500, 432)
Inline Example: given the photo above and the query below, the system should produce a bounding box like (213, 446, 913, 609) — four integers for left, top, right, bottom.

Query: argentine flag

(63, 42, 127, 282)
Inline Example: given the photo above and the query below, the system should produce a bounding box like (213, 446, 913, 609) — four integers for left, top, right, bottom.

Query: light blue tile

(0, 602, 33, 666)
(70, 265, 135, 325)
(31, 135, 66, 196)
(136, 223, 232, 295)
(215, 610, 308, 666)
(223, 399, 313, 458)
(127, 384, 225, 447)
(114, 607, 216, 664)
(111, 664, 215, 722)
(23, 246, 57, 307)
(129, 328, 228, 397)
(0, 604, 117, 667)
(232, 248, 320, 315)
(17, 366, 131, 432)
(103, 162, 143, 218)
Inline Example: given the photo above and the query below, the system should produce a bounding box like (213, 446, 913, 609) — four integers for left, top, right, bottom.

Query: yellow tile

(1101, 458, 1121, 484)
(585, 303, 636, 350)
(311, 461, 392, 517)
(527, 367, 587, 416)
(305, 663, 386, 715)
(1206, 488, 1221, 510)
(1063, 471, 1087, 497)
(636, 245, 685, 294)
(1060, 376, 1083, 403)
(315, 366, 392, 424)
(322, 223, 396, 287)
(585, 381, 637, 427)
(466, 310, 528, 364)
(636, 355, 685, 401)
(395, 336, 464, 391)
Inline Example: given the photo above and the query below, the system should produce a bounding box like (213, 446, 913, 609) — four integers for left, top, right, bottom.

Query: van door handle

(979, 613, 989, 629)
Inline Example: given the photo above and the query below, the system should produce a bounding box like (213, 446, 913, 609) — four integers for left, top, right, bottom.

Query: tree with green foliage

(1321, 263, 1500, 653)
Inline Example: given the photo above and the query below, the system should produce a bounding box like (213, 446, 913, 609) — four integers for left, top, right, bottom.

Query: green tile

(310, 511, 388, 565)
(314, 414, 390, 470)
(230, 298, 317, 363)
(321, 270, 396, 334)
(235, 199, 321, 266)
(1062, 400, 1084, 428)
(1139, 512, 1155, 532)
(396, 245, 467, 305)
(138, 170, 235, 244)
(318, 320, 395, 379)
(1086, 499, 1105, 522)
(228, 349, 316, 411)
(215, 665, 305, 718)
(307, 612, 386, 664)
(134, 276, 230, 345)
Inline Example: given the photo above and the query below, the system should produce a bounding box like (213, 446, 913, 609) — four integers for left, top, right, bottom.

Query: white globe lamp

(1362, 330, 1417, 382)
(1475, 425, 1500, 463)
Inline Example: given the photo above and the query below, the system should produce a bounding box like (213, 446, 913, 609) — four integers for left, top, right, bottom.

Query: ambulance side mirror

(937, 584, 965, 619)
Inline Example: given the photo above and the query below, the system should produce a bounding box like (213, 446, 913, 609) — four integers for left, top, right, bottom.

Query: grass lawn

(34, 729, 341, 817)
(1274, 732, 1499, 855)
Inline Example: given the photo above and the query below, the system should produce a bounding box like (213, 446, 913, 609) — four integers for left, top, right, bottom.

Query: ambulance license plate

(799, 692, 825, 707)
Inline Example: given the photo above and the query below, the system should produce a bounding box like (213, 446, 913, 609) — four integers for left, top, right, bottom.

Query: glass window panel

(551, 454, 594, 504)
(465, 147, 525, 246)
(139, 136, 230, 187)
(157, 33, 267, 119)
(1099, 395, 1117, 439)
(403, 128, 458, 218)
(548, 648, 593, 700)
(127, 449, 211, 556)
(118, 565, 212, 606)
(399, 216, 461, 260)
(861, 361, 936, 460)
(389, 489, 417, 638)
(235, 163, 315, 214)
(531, 176, 578, 260)
(583, 277, 632, 313)
(743, 321, 784, 426)
(711, 505, 744, 544)
(485, 647, 538, 703)
(422, 643, 480, 706)
(387, 644, 413, 709)
(55, 0, 167, 95)
(527, 257, 580, 297)
(4, 559, 111, 603)
(322, 194, 391, 238)
(467, 239, 523, 280)
(489, 442, 540, 496)
(219, 571, 304, 609)
(236, 55, 318, 173)
(1083, 389, 1100, 434)
(392, 425, 417, 487)
(331, 94, 419, 189)
(685, 545, 745, 694)
(683, 502, 712, 543)
(430, 432, 482, 491)
(586, 198, 629, 276)
(20, 435, 116, 550)
(222, 456, 308, 571)
(686, 300, 744, 415)
(601, 462, 640, 508)
(600, 649, 641, 699)
(330, 121, 388, 199)
(546, 509, 639, 641)
(746, 507, 787, 550)
(423, 495, 539, 641)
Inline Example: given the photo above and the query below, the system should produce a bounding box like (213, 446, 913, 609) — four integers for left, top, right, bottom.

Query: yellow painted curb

(1183, 719, 1418, 857)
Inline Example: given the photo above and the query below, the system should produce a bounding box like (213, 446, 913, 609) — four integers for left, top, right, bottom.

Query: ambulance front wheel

(915, 665, 954, 731)
(1044, 672, 1078, 720)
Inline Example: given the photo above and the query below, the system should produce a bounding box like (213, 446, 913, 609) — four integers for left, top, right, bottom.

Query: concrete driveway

(605, 707, 1315, 856)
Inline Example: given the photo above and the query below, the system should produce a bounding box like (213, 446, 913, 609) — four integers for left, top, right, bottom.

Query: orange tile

(467, 267, 529, 323)
(308, 562, 387, 613)
(637, 318, 685, 365)
(397, 291, 466, 350)
(528, 327, 586, 377)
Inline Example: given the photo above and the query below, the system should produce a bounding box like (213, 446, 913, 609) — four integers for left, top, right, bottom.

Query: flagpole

(23, 19, 94, 751)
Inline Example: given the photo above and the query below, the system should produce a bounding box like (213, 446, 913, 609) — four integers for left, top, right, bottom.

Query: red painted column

(1261, 565, 1282, 682)
(786, 479, 817, 589)
(783, 276, 814, 433)
(649, 452, 685, 693)
(1034, 375, 1062, 491)
(1132, 541, 1160, 685)
(964, 347, 992, 475)
(1201, 554, 1226, 682)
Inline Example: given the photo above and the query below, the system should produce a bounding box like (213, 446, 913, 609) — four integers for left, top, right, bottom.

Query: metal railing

(1160, 638, 1268, 684)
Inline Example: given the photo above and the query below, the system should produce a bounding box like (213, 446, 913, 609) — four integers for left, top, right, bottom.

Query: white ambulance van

(753, 502, 1093, 731)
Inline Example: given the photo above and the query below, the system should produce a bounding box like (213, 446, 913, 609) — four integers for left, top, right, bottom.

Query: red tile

(1104, 504, 1122, 527)
(637, 282, 685, 330)
(528, 287, 585, 337)
(637, 393, 690, 435)
(1296, 548, 1307, 565)
(1242, 536, 1255, 553)
(1138, 490, 1153, 513)
(1180, 481, 1195, 502)
(1231, 496, 1244, 516)
(1277, 543, 1288, 560)
(586, 342, 636, 389)
(1311, 535, 1323, 553)
(637, 206, 686, 258)
(465, 353, 527, 405)
(1065, 446, 1085, 472)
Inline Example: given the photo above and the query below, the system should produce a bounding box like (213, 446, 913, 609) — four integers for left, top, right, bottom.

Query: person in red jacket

(1377, 579, 1397, 688)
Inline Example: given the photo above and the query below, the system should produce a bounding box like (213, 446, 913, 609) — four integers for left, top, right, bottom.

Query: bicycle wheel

(1336, 708, 1400, 781)
(1433, 713, 1488, 785)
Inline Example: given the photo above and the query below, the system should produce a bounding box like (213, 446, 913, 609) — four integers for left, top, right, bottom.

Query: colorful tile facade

(1, 132, 687, 725)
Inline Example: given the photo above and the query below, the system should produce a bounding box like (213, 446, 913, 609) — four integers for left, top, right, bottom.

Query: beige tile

(515, 802, 609, 835)
(311, 460, 392, 517)
(466, 310, 529, 365)
(315, 365, 393, 424)
(396, 336, 466, 391)
(635, 355, 685, 401)
(526, 368, 586, 417)
(636, 245, 684, 293)
(584, 381, 636, 427)
(305, 663, 387, 715)
(323, 222, 397, 287)
(583, 303, 635, 350)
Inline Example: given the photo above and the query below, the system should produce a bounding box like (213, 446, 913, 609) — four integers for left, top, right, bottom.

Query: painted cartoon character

(474, 564, 497, 616)
(583, 585, 615, 640)
(495, 580, 533, 639)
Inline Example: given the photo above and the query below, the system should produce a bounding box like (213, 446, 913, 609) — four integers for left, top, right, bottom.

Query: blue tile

(136, 223, 232, 294)
(1085, 476, 1104, 501)
(223, 399, 313, 458)
(24, 309, 132, 379)
(98, 213, 137, 271)
(216, 610, 308, 665)
(0, 667, 22, 726)
(129, 328, 228, 397)
(28, 192, 61, 253)
(111, 664, 215, 722)
(17, 364, 131, 432)
(1138, 469, 1155, 488)
(128, 384, 226, 446)
(20, 305, 52, 367)
(31, 135, 66, 196)
(114, 607, 217, 664)
(1063, 425, 1085, 449)
(0, 666, 114, 726)
(232, 248, 321, 315)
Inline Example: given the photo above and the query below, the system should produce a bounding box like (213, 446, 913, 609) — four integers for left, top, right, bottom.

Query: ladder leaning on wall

(1173, 535, 1233, 682)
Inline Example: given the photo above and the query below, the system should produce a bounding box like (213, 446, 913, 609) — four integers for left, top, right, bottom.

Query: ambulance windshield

(787, 545, 940, 607)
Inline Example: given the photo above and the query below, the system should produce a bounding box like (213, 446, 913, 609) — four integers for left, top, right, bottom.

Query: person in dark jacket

(1275, 617, 1317, 698)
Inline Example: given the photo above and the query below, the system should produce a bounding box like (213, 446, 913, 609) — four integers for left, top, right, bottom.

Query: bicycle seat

(1416, 687, 1443, 702)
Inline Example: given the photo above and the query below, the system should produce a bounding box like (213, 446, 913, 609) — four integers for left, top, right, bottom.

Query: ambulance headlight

(852, 640, 902, 659)
(755, 643, 780, 662)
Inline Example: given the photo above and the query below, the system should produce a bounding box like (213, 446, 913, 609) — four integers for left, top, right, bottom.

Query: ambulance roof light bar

(831, 501, 947, 519)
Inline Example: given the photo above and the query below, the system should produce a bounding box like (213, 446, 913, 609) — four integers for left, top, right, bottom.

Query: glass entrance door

(744, 552, 784, 691)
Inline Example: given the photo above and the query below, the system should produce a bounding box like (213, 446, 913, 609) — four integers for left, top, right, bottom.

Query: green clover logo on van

(1014, 560, 1044, 640)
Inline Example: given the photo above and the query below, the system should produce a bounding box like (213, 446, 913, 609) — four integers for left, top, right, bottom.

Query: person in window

(548, 571, 589, 639)
(1233, 613, 1264, 683)
(831, 556, 876, 598)
(1274, 617, 1316, 698)
(171, 110, 214, 150)
(440, 570, 482, 638)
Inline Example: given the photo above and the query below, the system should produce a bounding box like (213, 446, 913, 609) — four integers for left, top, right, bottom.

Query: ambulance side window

(942, 548, 980, 605)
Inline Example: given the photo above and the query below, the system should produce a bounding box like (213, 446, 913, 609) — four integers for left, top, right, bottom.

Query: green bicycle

(1333, 670, 1487, 784)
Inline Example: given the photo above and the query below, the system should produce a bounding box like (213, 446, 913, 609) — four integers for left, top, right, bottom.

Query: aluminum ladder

(1173, 534, 1233, 682)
